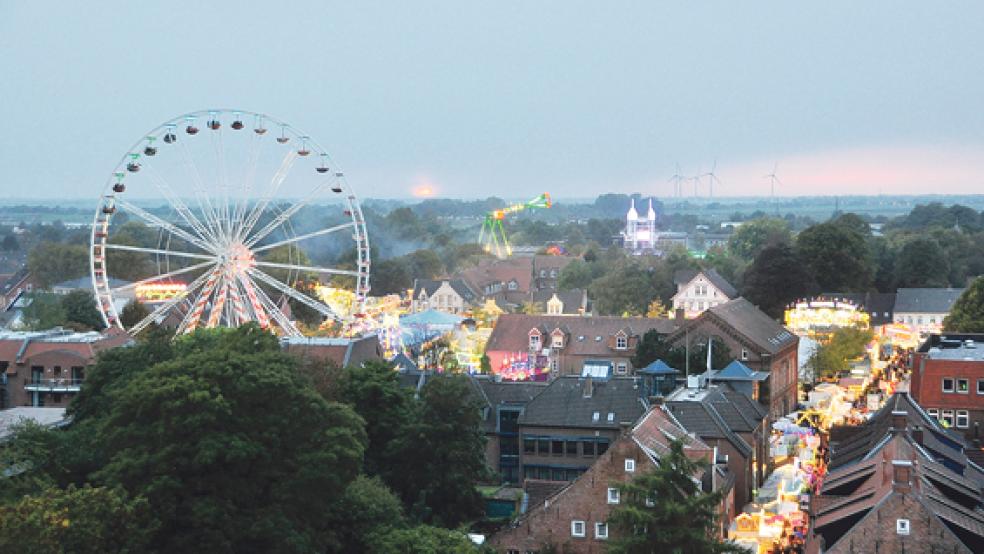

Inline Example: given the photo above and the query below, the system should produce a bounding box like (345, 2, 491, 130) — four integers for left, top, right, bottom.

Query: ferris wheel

(90, 109, 371, 337)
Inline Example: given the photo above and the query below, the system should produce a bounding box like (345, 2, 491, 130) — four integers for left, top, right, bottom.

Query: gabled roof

(632, 406, 712, 462)
(486, 314, 677, 356)
(458, 258, 534, 294)
(664, 388, 753, 458)
(672, 297, 797, 356)
(412, 278, 478, 302)
(638, 359, 679, 375)
(518, 376, 646, 429)
(528, 289, 587, 314)
(712, 360, 769, 381)
(673, 268, 738, 299)
(895, 287, 965, 314)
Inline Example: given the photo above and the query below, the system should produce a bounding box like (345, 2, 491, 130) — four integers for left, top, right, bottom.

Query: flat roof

(0, 328, 106, 344)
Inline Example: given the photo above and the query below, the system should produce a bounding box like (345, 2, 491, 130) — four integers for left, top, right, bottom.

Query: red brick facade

(910, 339, 984, 440)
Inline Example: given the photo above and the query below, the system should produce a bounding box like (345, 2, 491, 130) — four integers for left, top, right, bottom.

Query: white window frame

(529, 333, 541, 349)
(957, 410, 969, 429)
(928, 408, 939, 420)
(552, 334, 564, 348)
(625, 459, 636, 472)
(978, 379, 984, 395)
(607, 412, 615, 423)
(595, 522, 608, 540)
(957, 378, 969, 394)
(615, 335, 628, 350)
(942, 409, 955, 427)
(741, 348, 749, 361)
(592, 411, 600, 422)
(616, 362, 627, 375)
(607, 487, 620, 504)
(897, 519, 910, 535)
(942, 378, 955, 393)
(571, 520, 585, 537)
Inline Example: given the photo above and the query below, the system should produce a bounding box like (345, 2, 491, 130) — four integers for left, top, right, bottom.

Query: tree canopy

(944, 276, 984, 333)
(741, 243, 819, 318)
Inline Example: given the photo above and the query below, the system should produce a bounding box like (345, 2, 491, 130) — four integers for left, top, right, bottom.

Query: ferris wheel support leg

(129, 269, 211, 336)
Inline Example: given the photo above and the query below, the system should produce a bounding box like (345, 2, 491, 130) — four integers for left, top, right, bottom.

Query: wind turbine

(702, 160, 721, 199)
(763, 162, 782, 214)
(691, 165, 702, 198)
(668, 163, 686, 199)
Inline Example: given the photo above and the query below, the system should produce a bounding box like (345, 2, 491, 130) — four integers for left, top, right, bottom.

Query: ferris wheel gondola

(90, 109, 371, 338)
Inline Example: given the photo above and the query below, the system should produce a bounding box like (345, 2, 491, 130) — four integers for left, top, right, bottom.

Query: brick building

(910, 333, 984, 441)
(485, 314, 678, 379)
(809, 394, 984, 553)
(410, 278, 478, 315)
(490, 406, 732, 554)
(667, 297, 798, 420)
(516, 376, 647, 484)
(664, 385, 768, 514)
(0, 328, 132, 409)
(470, 376, 548, 484)
(671, 268, 738, 319)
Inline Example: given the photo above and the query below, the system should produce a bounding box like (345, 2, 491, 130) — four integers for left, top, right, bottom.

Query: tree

(944, 276, 984, 333)
(727, 218, 791, 260)
(646, 298, 668, 318)
(367, 525, 484, 554)
(21, 293, 67, 330)
(741, 243, 819, 318)
(89, 325, 368, 552)
(387, 374, 489, 527)
(520, 300, 544, 315)
(590, 262, 658, 316)
(28, 242, 88, 288)
(119, 299, 150, 329)
(607, 440, 742, 554)
(373, 258, 413, 295)
(796, 222, 873, 291)
(558, 259, 598, 291)
(810, 326, 874, 380)
(61, 290, 104, 330)
(894, 237, 950, 288)
(407, 249, 444, 279)
(326, 476, 407, 553)
(0, 485, 156, 554)
(1, 233, 19, 251)
(631, 329, 674, 369)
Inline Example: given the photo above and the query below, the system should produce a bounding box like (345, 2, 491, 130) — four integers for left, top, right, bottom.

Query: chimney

(675, 308, 685, 321)
(891, 411, 908, 432)
(583, 376, 593, 398)
(649, 395, 664, 406)
(911, 425, 923, 445)
(687, 375, 700, 389)
(892, 460, 913, 493)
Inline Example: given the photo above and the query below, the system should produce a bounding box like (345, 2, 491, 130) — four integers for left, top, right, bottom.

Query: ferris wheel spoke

(248, 268, 337, 319)
(143, 163, 220, 245)
(231, 132, 263, 242)
(251, 222, 356, 254)
(117, 200, 216, 254)
(129, 269, 211, 335)
(103, 243, 218, 262)
(177, 138, 225, 241)
(237, 150, 299, 243)
(111, 260, 215, 294)
(176, 266, 225, 335)
(243, 180, 337, 248)
(253, 260, 361, 277)
(249, 280, 302, 336)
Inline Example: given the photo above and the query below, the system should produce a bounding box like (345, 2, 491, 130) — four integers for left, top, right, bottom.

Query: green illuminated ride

(478, 193, 551, 258)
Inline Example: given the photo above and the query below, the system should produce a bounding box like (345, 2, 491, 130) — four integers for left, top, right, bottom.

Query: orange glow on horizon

(412, 184, 436, 198)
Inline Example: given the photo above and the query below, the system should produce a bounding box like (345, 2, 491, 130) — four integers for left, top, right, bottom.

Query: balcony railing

(25, 378, 83, 392)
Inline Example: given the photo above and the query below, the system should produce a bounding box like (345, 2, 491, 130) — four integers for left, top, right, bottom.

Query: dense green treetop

(944, 276, 984, 333)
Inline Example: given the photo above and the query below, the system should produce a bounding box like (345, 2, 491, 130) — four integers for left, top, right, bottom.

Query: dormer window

(529, 331, 541, 350)
(551, 332, 564, 348)
(616, 335, 628, 350)
(550, 269, 557, 278)
(508, 280, 518, 291)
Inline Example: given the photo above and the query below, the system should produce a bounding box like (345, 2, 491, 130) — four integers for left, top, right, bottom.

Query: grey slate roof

(895, 288, 965, 314)
(476, 377, 547, 407)
(821, 292, 898, 325)
(680, 297, 798, 356)
(673, 268, 738, 299)
(664, 394, 753, 458)
(518, 376, 646, 429)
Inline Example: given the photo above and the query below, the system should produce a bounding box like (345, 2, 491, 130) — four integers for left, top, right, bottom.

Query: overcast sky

(1, 1, 983, 200)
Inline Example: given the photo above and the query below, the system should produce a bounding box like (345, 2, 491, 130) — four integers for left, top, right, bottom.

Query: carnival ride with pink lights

(91, 109, 371, 338)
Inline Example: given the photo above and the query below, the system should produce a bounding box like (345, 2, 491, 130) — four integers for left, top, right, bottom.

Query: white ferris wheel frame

(89, 109, 371, 337)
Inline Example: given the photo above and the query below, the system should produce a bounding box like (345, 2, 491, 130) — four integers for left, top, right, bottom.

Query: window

(645, 496, 655, 507)
(616, 362, 627, 375)
(550, 359, 559, 372)
(615, 335, 627, 350)
(552, 440, 564, 456)
(942, 378, 955, 393)
(607, 412, 615, 423)
(598, 440, 609, 455)
(978, 379, 984, 394)
(540, 270, 547, 277)
(523, 438, 536, 454)
(941, 410, 955, 427)
(957, 379, 969, 394)
(957, 410, 969, 429)
(897, 519, 910, 535)
(592, 411, 600, 422)
(529, 333, 541, 349)
(571, 520, 585, 537)
(566, 441, 578, 456)
(508, 280, 518, 291)
(550, 269, 557, 278)
(928, 408, 939, 420)
(537, 439, 550, 454)
(625, 459, 636, 472)
(741, 348, 749, 361)
(582, 440, 596, 457)
(607, 487, 620, 504)
(595, 522, 608, 540)
(552, 334, 564, 348)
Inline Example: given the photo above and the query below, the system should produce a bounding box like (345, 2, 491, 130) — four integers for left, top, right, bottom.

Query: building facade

(0, 328, 132, 409)
(893, 287, 965, 339)
(671, 268, 738, 319)
(410, 279, 478, 315)
(667, 297, 799, 420)
(910, 333, 984, 440)
(485, 315, 678, 379)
